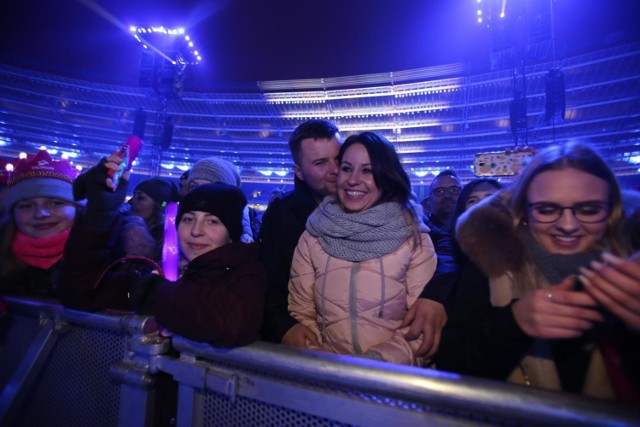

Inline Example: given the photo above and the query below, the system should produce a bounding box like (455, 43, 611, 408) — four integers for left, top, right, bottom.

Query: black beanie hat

(176, 183, 247, 242)
(134, 178, 180, 206)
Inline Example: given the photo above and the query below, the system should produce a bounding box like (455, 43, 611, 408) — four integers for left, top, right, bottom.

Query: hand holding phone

(108, 135, 143, 191)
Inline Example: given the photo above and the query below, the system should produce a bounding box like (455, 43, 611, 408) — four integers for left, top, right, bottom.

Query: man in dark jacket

(259, 119, 456, 358)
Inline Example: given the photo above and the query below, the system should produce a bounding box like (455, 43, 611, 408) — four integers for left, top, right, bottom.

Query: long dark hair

(338, 132, 420, 225)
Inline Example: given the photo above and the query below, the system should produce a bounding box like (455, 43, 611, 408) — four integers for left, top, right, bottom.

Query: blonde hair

(508, 141, 628, 256)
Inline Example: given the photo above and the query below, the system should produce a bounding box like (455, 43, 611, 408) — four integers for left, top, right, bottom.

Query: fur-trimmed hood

(455, 190, 525, 278)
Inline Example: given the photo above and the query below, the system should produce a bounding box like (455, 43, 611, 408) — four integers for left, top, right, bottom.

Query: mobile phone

(110, 145, 129, 191)
(474, 150, 534, 177)
(108, 135, 143, 190)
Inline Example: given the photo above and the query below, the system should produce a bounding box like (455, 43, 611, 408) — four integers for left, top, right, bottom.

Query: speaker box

(160, 118, 174, 150)
(544, 69, 565, 122)
(509, 97, 528, 134)
(133, 108, 147, 139)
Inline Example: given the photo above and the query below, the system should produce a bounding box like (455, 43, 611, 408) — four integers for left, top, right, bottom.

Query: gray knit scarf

(521, 227, 602, 284)
(306, 196, 424, 262)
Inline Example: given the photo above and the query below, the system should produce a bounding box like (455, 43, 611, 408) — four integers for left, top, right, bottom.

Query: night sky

(1, 0, 638, 91)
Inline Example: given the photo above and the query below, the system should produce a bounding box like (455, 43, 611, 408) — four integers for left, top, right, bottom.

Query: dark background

(1, 0, 638, 90)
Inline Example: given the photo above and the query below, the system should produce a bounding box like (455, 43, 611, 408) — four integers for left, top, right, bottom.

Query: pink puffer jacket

(288, 230, 437, 366)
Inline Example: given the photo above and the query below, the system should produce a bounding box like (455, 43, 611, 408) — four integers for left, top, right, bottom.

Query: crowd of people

(0, 119, 638, 404)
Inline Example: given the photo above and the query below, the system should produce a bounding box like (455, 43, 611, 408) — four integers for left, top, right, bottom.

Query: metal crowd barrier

(0, 297, 168, 427)
(1, 297, 638, 427)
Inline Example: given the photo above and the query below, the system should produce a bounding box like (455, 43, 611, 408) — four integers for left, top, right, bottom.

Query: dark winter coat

(259, 178, 318, 343)
(437, 191, 640, 402)
(0, 218, 61, 299)
(59, 214, 267, 347)
(0, 211, 150, 300)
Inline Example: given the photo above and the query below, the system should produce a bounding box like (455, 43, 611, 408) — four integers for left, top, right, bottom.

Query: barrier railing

(1, 297, 638, 427)
(160, 337, 640, 427)
(0, 297, 168, 427)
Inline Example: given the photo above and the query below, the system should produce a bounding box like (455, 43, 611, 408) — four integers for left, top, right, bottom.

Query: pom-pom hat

(177, 183, 247, 242)
(6, 149, 79, 213)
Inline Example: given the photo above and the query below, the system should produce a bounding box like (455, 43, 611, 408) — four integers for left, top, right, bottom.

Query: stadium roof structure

(1, 0, 638, 90)
(1, 1, 639, 205)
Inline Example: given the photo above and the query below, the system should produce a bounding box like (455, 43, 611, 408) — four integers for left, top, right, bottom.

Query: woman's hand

(104, 151, 128, 190)
(512, 277, 604, 339)
(73, 152, 129, 213)
(579, 252, 640, 333)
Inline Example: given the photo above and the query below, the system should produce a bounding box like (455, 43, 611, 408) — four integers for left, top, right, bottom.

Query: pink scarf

(11, 230, 70, 270)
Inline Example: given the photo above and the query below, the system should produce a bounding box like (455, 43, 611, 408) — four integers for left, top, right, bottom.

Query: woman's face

(129, 190, 156, 221)
(337, 143, 381, 213)
(465, 182, 499, 210)
(13, 197, 76, 238)
(526, 168, 610, 254)
(178, 211, 231, 261)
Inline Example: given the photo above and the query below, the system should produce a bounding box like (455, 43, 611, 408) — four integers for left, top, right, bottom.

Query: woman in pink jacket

(288, 131, 437, 366)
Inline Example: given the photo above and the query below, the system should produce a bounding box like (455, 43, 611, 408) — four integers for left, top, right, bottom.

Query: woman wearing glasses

(437, 141, 639, 402)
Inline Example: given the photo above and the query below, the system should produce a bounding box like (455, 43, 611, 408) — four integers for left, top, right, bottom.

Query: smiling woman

(0, 149, 80, 297)
(58, 156, 268, 347)
(438, 141, 640, 403)
(176, 183, 244, 260)
(288, 131, 438, 366)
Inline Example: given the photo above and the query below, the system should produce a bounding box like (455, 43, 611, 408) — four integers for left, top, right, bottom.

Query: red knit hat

(6, 149, 79, 212)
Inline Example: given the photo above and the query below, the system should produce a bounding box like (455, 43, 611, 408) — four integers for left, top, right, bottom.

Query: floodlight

(129, 25, 201, 65)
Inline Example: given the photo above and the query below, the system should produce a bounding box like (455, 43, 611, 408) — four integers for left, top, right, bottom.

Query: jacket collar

(293, 177, 321, 215)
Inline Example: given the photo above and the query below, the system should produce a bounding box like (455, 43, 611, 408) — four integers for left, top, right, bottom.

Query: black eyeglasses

(527, 202, 611, 224)
(431, 186, 462, 197)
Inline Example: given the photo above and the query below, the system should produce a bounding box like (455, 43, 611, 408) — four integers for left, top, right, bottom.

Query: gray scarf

(521, 227, 601, 284)
(306, 196, 424, 262)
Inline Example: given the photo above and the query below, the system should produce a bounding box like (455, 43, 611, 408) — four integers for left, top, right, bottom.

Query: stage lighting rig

(131, 25, 200, 98)
(130, 26, 202, 67)
(476, 0, 508, 27)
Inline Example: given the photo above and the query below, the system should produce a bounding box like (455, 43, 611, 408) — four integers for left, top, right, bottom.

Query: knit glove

(74, 157, 129, 227)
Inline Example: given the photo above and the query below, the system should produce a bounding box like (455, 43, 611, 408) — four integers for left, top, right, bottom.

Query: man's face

(428, 175, 461, 218)
(293, 136, 341, 201)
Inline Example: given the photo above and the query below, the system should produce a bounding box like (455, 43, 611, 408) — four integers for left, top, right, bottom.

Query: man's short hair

(288, 119, 339, 165)
(430, 169, 460, 192)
